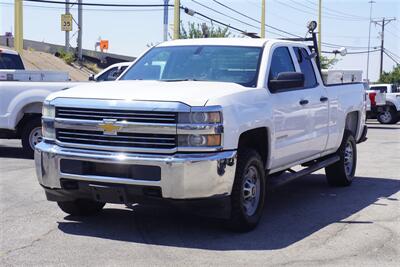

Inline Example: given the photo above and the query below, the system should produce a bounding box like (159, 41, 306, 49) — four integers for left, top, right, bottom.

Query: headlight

(178, 134, 221, 147)
(42, 119, 55, 140)
(42, 101, 55, 119)
(178, 111, 221, 124)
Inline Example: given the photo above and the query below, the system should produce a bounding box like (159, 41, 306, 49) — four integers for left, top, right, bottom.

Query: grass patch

(56, 49, 76, 65)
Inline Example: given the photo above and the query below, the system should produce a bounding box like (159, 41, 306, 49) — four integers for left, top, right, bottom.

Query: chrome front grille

(54, 106, 178, 152)
(56, 129, 176, 149)
(56, 107, 177, 123)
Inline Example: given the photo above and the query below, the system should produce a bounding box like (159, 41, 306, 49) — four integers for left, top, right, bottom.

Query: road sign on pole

(61, 14, 73, 32)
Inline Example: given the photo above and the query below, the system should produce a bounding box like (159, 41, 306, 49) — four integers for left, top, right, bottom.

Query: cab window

(293, 47, 317, 88)
(268, 47, 295, 81)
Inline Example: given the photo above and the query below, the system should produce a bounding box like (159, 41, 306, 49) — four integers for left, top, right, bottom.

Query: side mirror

(269, 72, 304, 92)
(88, 74, 95, 81)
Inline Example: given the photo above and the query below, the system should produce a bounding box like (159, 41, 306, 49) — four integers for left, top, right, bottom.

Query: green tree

(320, 55, 339, 69)
(180, 22, 231, 39)
(378, 65, 400, 84)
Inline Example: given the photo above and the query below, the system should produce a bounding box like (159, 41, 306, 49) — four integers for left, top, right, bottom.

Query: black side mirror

(269, 72, 304, 92)
(88, 74, 95, 81)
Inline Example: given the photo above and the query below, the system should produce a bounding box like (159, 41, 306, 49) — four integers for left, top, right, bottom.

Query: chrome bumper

(34, 142, 237, 199)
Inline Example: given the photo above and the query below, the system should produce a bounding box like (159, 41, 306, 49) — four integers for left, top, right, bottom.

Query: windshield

(121, 46, 263, 87)
(369, 86, 387, 93)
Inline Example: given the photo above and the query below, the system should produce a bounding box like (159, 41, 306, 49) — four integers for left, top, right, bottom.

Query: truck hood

(47, 80, 248, 106)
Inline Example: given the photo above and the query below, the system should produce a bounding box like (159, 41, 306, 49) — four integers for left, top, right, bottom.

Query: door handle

(320, 96, 329, 102)
(299, 99, 309, 105)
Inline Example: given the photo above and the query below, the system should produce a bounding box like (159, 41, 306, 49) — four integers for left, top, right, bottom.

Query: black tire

(228, 148, 266, 232)
(21, 117, 42, 158)
(325, 130, 357, 187)
(57, 199, 105, 216)
(377, 106, 398, 124)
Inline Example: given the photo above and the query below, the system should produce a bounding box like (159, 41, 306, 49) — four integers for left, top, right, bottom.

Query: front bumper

(34, 141, 237, 200)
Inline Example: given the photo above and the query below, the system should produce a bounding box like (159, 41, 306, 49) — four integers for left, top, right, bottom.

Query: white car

(89, 62, 131, 82)
(369, 83, 400, 124)
(35, 37, 367, 231)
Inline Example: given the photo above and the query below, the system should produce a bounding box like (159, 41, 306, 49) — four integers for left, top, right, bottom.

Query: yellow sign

(61, 14, 73, 32)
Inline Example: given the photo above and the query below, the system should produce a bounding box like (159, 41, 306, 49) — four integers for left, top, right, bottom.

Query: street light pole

(261, 0, 265, 38)
(318, 0, 322, 58)
(65, 0, 70, 52)
(14, 0, 23, 53)
(366, 0, 375, 82)
(173, 0, 180, 39)
(163, 0, 169, 41)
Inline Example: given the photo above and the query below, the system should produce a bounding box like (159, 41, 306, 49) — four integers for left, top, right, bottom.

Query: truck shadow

(57, 174, 399, 250)
(0, 145, 31, 159)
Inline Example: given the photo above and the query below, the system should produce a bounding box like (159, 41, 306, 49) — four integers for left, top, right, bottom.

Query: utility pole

(14, 0, 23, 53)
(372, 17, 396, 77)
(77, 0, 83, 61)
(163, 0, 170, 41)
(318, 0, 322, 58)
(65, 0, 70, 52)
(366, 0, 375, 82)
(261, 0, 265, 38)
(173, 0, 180, 39)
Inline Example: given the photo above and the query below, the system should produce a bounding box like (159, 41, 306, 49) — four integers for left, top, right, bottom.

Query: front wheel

(228, 148, 266, 232)
(325, 131, 357, 186)
(57, 199, 105, 216)
(21, 117, 42, 158)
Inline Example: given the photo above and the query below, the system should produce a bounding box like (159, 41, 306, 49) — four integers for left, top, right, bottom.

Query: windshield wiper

(160, 78, 205, 82)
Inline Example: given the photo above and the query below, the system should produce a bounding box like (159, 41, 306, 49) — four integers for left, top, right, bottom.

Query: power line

(212, 0, 302, 37)
(383, 50, 400, 65)
(321, 49, 380, 54)
(304, 0, 369, 20)
(24, 0, 174, 7)
(0, 2, 169, 12)
(276, 0, 368, 22)
(190, 0, 260, 30)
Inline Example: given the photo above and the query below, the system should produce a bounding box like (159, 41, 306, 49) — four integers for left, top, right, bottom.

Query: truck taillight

(369, 92, 376, 106)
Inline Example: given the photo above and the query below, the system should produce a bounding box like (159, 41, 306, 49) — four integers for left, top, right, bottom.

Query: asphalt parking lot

(1, 121, 399, 266)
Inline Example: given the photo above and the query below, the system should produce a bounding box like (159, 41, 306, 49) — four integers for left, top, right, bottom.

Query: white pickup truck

(0, 62, 132, 157)
(368, 83, 400, 124)
(35, 38, 367, 231)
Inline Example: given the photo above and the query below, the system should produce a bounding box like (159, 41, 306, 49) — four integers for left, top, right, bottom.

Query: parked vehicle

(368, 84, 400, 124)
(35, 37, 367, 231)
(0, 81, 82, 156)
(0, 59, 132, 156)
(89, 62, 131, 82)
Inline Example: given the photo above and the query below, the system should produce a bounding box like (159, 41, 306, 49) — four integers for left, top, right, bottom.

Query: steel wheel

(242, 165, 261, 217)
(379, 110, 392, 124)
(344, 141, 354, 177)
(29, 126, 43, 150)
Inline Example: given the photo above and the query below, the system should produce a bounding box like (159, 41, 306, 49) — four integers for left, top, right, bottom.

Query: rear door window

(0, 53, 24, 69)
(293, 47, 317, 88)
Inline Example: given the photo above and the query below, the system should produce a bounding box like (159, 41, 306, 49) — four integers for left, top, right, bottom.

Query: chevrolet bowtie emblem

(98, 119, 122, 135)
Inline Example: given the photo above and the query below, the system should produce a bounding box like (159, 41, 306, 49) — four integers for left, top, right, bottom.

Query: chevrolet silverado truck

(35, 38, 367, 231)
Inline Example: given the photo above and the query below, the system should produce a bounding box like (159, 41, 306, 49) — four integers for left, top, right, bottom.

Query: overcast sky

(1, 0, 399, 82)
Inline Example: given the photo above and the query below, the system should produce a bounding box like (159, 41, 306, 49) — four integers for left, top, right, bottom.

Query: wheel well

(345, 111, 359, 137)
(238, 127, 269, 167)
(16, 113, 42, 137)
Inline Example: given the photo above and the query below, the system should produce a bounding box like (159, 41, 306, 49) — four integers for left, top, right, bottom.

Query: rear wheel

(57, 199, 105, 216)
(377, 106, 398, 124)
(325, 131, 357, 186)
(228, 148, 266, 232)
(21, 117, 42, 158)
